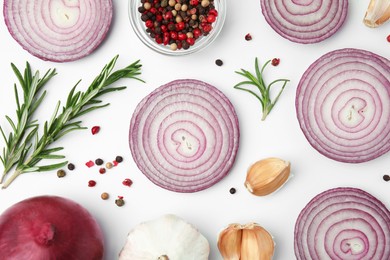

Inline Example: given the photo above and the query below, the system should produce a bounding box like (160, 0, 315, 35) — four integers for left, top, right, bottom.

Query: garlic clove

(217, 224, 242, 260)
(244, 157, 290, 196)
(364, 0, 390, 27)
(240, 223, 275, 260)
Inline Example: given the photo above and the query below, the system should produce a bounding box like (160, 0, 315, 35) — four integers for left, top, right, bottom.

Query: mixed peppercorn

(138, 0, 218, 50)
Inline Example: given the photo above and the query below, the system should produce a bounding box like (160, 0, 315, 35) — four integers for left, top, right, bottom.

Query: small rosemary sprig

(0, 63, 56, 183)
(234, 58, 290, 121)
(1, 55, 143, 189)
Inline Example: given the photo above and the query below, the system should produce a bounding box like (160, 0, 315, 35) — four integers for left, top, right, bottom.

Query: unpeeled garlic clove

(217, 224, 242, 260)
(364, 0, 390, 27)
(218, 223, 275, 260)
(245, 157, 290, 196)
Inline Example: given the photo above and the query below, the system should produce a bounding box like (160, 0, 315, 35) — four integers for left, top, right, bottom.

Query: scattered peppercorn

(101, 192, 109, 200)
(99, 168, 106, 174)
(57, 169, 66, 178)
(115, 156, 123, 163)
(67, 163, 75, 171)
(95, 158, 104, 165)
(383, 175, 390, 182)
(123, 178, 133, 187)
(229, 187, 236, 194)
(106, 162, 113, 169)
(387, 34, 390, 43)
(88, 180, 97, 187)
(91, 126, 100, 135)
(85, 160, 95, 168)
(215, 59, 223, 66)
(245, 33, 252, 41)
(271, 58, 280, 66)
(115, 196, 125, 207)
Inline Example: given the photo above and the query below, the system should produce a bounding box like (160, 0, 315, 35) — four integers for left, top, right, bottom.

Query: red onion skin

(3, 0, 113, 62)
(129, 79, 240, 193)
(296, 48, 390, 163)
(294, 187, 390, 260)
(0, 196, 104, 259)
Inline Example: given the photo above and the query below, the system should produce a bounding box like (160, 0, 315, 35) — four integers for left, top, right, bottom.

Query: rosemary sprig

(0, 63, 56, 183)
(233, 58, 290, 121)
(1, 55, 143, 189)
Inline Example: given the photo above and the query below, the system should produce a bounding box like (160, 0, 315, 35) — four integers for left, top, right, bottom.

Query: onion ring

(294, 187, 390, 260)
(129, 79, 240, 193)
(260, 0, 348, 44)
(296, 48, 390, 163)
(3, 0, 113, 62)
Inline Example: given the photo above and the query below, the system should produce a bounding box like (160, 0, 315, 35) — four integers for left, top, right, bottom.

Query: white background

(0, 1, 389, 259)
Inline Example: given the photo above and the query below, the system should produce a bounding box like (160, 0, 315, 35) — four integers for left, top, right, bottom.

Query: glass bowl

(128, 0, 226, 56)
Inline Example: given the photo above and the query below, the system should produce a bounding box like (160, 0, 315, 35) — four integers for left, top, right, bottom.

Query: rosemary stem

(1, 169, 21, 189)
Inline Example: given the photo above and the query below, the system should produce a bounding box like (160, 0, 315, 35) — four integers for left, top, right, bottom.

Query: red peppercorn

(208, 9, 218, 17)
(99, 168, 106, 174)
(91, 126, 100, 135)
(88, 180, 96, 187)
(178, 32, 187, 41)
(161, 24, 168, 32)
(170, 31, 178, 40)
(150, 7, 157, 14)
(190, 0, 199, 5)
(245, 33, 252, 41)
(272, 58, 280, 66)
(387, 34, 390, 42)
(202, 24, 212, 33)
(175, 21, 185, 31)
(164, 11, 173, 20)
(122, 178, 133, 187)
(207, 14, 216, 23)
(186, 37, 195, 46)
(85, 160, 95, 168)
(112, 160, 119, 166)
(156, 14, 163, 22)
(155, 36, 163, 44)
(145, 20, 154, 28)
(193, 28, 202, 38)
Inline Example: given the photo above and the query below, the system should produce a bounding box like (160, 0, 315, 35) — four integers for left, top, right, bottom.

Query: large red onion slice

(129, 79, 239, 193)
(294, 187, 390, 260)
(260, 0, 348, 44)
(296, 48, 390, 163)
(3, 0, 113, 62)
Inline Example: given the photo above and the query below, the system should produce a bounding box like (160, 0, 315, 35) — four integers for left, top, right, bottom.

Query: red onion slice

(294, 187, 390, 259)
(260, 0, 348, 44)
(129, 79, 239, 193)
(3, 0, 113, 62)
(296, 48, 390, 163)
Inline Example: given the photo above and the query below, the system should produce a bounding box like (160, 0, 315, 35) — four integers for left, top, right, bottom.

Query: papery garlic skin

(364, 0, 390, 27)
(245, 157, 291, 196)
(218, 223, 275, 260)
(119, 214, 209, 260)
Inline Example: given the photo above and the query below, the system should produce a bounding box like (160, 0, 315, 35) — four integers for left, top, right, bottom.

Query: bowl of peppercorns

(129, 0, 226, 55)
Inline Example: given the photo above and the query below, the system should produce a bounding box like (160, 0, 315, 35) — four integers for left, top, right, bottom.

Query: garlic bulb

(245, 157, 290, 196)
(364, 0, 390, 27)
(119, 214, 209, 260)
(218, 223, 275, 260)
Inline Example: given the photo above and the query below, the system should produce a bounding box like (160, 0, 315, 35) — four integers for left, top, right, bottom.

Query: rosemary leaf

(234, 58, 290, 121)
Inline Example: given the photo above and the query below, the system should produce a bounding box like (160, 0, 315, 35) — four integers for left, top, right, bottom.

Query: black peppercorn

(67, 163, 75, 171)
(215, 59, 223, 66)
(95, 158, 104, 166)
(229, 187, 236, 194)
(115, 156, 123, 163)
(383, 175, 390, 181)
(57, 169, 66, 178)
(115, 197, 125, 207)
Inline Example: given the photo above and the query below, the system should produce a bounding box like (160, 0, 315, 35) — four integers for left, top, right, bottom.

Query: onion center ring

(296, 48, 390, 163)
(3, 0, 113, 62)
(129, 79, 240, 193)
